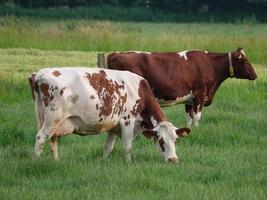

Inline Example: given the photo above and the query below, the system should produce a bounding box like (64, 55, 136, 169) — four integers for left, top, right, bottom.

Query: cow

(106, 48, 257, 127)
(28, 68, 190, 164)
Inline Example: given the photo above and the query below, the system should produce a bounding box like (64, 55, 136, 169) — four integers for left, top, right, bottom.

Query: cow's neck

(209, 52, 233, 84)
(142, 97, 167, 129)
(139, 80, 166, 129)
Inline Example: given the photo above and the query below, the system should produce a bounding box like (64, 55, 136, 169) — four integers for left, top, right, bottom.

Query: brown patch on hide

(130, 99, 141, 117)
(40, 83, 54, 107)
(159, 138, 165, 152)
(86, 70, 127, 119)
(52, 71, 61, 77)
(123, 115, 131, 126)
(137, 79, 167, 130)
(60, 87, 66, 96)
(28, 74, 37, 100)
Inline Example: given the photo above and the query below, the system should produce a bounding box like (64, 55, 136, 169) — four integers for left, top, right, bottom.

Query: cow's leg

(192, 92, 205, 127)
(48, 118, 75, 160)
(193, 108, 202, 127)
(35, 125, 49, 158)
(185, 105, 193, 127)
(120, 125, 134, 163)
(49, 136, 59, 160)
(103, 131, 116, 158)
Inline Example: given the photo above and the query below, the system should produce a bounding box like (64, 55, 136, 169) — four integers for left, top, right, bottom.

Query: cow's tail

(28, 73, 44, 130)
(97, 53, 107, 68)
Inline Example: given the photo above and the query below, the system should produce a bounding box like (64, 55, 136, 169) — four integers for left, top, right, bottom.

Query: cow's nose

(168, 157, 178, 164)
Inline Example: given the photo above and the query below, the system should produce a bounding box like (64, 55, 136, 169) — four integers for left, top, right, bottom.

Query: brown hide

(107, 49, 257, 125)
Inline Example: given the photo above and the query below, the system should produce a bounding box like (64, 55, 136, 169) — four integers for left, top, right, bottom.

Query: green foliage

(0, 4, 267, 22)
(1, 0, 267, 9)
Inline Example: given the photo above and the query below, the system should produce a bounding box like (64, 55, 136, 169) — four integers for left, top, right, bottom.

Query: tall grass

(0, 17, 267, 64)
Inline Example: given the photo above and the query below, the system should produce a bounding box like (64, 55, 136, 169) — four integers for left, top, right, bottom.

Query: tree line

(0, 0, 266, 12)
(0, 0, 266, 22)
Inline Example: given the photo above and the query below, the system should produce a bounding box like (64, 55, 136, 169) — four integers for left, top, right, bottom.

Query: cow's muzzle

(167, 157, 178, 164)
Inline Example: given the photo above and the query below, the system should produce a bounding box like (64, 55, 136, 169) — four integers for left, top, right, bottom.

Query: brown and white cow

(107, 48, 257, 127)
(29, 68, 190, 163)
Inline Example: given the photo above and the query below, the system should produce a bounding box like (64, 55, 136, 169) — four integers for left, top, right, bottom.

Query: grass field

(0, 17, 267, 64)
(0, 19, 267, 200)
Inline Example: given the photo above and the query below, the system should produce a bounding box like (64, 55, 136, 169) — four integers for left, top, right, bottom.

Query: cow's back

(108, 52, 203, 100)
(34, 68, 145, 134)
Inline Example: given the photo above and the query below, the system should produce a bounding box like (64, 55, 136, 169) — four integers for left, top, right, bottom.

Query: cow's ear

(237, 47, 243, 52)
(142, 129, 156, 139)
(175, 127, 191, 137)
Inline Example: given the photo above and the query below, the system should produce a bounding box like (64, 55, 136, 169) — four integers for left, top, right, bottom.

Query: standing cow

(106, 48, 257, 127)
(29, 68, 190, 163)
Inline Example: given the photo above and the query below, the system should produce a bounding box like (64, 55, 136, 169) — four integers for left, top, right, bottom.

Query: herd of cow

(28, 48, 257, 164)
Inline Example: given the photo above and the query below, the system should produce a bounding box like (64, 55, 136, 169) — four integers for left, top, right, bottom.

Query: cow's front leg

(193, 107, 202, 127)
(120, 125, 134, 163)
(103, 131, 116, 158)
(185, 105, 193, 127)
(49, 136, 59, 160)
(192, 92, 205, 127)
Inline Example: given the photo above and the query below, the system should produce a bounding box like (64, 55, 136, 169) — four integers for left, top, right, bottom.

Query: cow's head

(231, 48, 257, 80)
(143, 122, 190, 164)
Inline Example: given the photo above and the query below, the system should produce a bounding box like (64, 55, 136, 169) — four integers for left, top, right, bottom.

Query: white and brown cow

(106, 48, 257, 127)
(29, 68, 190, 163)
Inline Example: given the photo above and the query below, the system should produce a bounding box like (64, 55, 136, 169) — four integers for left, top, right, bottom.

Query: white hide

(177, 51, 188, 60)
(193, 105, 202, 127)
(130, 51, 152, 54)
(158, 91, 194, 107)
(34, 68, 143, 135)
(153, 122, 178, 162)
(116, 51, 152, 54)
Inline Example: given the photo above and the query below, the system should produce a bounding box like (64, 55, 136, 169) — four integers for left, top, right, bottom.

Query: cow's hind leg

(103, 131, 116, 158)
(48, 118, 75, 160)
(35, 124, 50, 158)
(49, 136, 59, 160)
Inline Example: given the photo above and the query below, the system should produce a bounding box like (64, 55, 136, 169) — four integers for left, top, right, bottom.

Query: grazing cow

(29, 68, 190, 163)
(106, 48, 257, 127)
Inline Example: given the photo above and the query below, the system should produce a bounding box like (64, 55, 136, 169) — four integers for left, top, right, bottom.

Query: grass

(0, 17, 267, 64)
(0, 21, 267, 199)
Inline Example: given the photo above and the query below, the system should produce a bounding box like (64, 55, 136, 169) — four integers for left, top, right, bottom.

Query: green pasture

(0, 20, 266, 200)
(0, 17, 267, 64)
